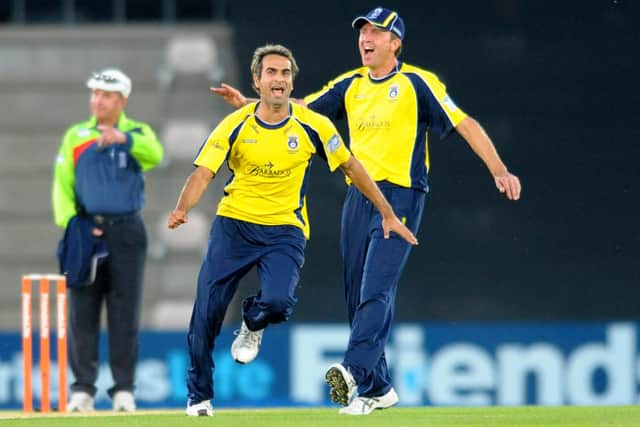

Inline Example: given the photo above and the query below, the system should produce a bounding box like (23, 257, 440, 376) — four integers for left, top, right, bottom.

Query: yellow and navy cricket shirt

(304, 62, 467, 191)
(195, 102, 351, 239)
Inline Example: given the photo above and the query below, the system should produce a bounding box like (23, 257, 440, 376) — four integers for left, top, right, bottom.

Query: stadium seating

(0, 24, 238, 330)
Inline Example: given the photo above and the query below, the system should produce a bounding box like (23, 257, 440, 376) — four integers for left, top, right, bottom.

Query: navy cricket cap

(352, 7, 405, 40)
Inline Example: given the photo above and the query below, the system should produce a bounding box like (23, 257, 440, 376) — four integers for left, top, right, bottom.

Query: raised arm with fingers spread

(339, 156, 418, 245)
(210, 83, 250, 108)
(167, 166, 215, 229)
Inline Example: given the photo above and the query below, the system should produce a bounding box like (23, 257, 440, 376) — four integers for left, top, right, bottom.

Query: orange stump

(56, 279, 67, 412)
(22, 274, 67, 413)
(21, 277, 32, 412)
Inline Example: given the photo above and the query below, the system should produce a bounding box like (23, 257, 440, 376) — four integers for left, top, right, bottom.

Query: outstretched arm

(167, 166, 215, 229)
(211, 83, 306, 108)
(339, 156, 418, 245)
(210, 83, 250, 108)
(455, 116, 522, 201)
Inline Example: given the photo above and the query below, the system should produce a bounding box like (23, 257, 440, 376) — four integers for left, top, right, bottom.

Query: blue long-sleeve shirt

(52, 112, 164, 228)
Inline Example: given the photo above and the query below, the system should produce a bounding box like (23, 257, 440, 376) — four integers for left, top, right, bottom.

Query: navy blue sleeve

(296, 119, 327, 163)
(306, 75, 359, 121)
(406, 73, 457, 140)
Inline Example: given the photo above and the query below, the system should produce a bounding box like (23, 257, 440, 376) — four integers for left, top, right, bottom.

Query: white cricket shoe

(66, 391, 95, 412)
(339, 387, 399, 415)
(112, 390, 136, 412)
(325, 363, 357, 406)
(231, 320, 264, 364)
(186, 399, 214, 416)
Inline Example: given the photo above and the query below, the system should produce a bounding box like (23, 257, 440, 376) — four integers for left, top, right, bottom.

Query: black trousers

(67, 214, 147, 397)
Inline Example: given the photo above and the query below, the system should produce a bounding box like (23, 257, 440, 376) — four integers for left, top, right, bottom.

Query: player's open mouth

(271, 87, 285, 96)
(362, 47, 375, 60)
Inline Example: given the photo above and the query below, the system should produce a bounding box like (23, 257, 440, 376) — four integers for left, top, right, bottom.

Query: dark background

(3, 0, 639, 321)
(223, 0, 640, 321)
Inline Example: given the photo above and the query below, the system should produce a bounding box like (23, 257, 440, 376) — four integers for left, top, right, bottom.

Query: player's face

(90, 89, 126, 123)
(358, 23, 401, 74)
(253, 54, 294, 107)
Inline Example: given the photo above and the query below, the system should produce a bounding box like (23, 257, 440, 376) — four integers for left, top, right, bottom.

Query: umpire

(51, 68, 163, 412)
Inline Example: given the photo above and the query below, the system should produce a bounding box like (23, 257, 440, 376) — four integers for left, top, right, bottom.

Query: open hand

(494, 172, 521, 201)
(210, 83, 247, 108)
(382, 216, 419, 245)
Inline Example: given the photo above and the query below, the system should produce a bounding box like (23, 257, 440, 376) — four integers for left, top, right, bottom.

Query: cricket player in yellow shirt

(167, 44, 417, 416)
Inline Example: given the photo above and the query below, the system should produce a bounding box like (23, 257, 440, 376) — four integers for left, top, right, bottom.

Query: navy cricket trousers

(340, 182, 425, 397)
(187, 216, 306, 404)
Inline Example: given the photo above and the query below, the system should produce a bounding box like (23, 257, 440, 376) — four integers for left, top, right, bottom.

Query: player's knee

(362, 292, 391, 307)
(262, 296, 295, 322)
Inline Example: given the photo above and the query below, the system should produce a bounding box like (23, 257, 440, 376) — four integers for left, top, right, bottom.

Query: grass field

(1, 406, 640, 427)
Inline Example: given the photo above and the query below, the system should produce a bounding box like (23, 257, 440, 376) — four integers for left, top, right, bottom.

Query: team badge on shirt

(389, 84, 400, 99)
(77, 128, 91, 138)
(287, 135, 299, 151)
(118, 151, 127, 168)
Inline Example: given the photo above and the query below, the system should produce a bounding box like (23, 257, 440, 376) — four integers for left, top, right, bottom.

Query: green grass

(2, 406, 640, 426)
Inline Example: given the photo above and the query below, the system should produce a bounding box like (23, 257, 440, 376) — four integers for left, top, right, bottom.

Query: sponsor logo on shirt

(357, 115, 391, 131)
(212, 141, 226, 150)
(241, 139, 258, 144)
(442, 95, 459, 112)
(77, 128, 91, 138)
(246, 161, 291, 178)
(326, 135, 342, 153)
